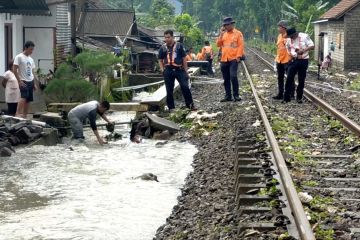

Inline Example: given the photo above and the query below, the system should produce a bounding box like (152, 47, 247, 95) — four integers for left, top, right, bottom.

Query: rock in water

(155, 141, 169, 147)
(0, 147, 13, 157)
(153, 130, 171, 140)
(135, 173, 159, 182)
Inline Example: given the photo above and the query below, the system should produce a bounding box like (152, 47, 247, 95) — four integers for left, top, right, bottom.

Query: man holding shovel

(68, 100, 113, 145)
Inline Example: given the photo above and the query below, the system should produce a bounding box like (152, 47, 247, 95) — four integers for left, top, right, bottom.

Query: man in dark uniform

(158, 29, 196, 111)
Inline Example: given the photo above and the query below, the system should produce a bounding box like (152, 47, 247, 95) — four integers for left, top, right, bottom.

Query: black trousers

(276, 62, 287, 97)
(284, 59, 309, 101)
(207, 59, 214, 75)
(163, 68, 194, 110)
(221, 60, 239, 99)
(7, 102, 18, 116)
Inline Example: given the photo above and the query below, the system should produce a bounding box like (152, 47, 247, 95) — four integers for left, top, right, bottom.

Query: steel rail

(247, 47, 360, 137)
(241, 61, 316, 240)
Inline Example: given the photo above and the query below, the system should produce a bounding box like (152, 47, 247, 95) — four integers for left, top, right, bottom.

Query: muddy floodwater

(0, 112, 197, 240)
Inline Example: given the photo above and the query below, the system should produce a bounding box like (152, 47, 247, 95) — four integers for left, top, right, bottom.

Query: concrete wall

(344, 4, 360, 69)
(23, 5, 57, 28)
(23, 5, 57, 72)
(1, 10, 57, 73)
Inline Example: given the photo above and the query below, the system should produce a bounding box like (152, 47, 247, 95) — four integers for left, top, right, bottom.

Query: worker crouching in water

(158, 29, 196, 111)
(68, 100, 113, 145)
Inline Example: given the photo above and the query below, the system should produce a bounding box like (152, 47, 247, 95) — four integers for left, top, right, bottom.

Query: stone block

(0, 147, 12, 157)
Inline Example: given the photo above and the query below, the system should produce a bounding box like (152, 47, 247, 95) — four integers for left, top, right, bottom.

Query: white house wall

(0, 14, 5, 74)
(23, 5, 57, 28)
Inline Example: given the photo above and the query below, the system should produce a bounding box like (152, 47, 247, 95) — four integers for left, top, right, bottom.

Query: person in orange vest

(216, 17, 245, 102)
(201, 40, 214, 75)
(273, 20, 292, 100)
(196, 50, 204, 61)
(185, 47, 195, 62)
(158, 29, 196, 111)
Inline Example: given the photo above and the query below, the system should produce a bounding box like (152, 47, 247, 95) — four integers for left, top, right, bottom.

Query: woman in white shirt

(2, 60, 20, 116)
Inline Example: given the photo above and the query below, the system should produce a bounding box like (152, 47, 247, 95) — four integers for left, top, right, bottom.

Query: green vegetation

(181, 0, 339, 40)
(303, 180, 318, 187)
(44, 51, 121, 103)
(248, 39, 276, 56)
(347, 76, 360, 91)
(314, 227, 335, 240)
(174, 13, 205, 49)
(44, 63, 97, 103)
(74, 50, 120, 84)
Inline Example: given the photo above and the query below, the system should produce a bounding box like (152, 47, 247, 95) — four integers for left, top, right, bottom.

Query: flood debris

(130, 113, 180, 143)
(135, 173, 159, 182)
(0, 118, 50, 157)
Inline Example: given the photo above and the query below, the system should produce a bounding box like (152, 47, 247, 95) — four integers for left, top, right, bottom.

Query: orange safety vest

(275, 33, 292, 64)
(216, 28, 244, 62)
(197, 52, 204, 61)
(185, 54, 192, 62)
(164, 43, 182, 67)
(202, 46, 214, 60)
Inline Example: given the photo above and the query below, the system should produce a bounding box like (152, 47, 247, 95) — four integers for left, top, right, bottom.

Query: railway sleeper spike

(263, 168, 277, 177)
(274, 215, 291, 227)
(261, 160, 273, 168)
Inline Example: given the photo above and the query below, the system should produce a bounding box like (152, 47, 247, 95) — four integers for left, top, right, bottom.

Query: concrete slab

(145, 113, 180, 133)
(140, 67, 200, 106)
(236, 183, 266, 195)
(236, 174, 263, 183)
(236, 195, 271, 205)
(238, 223, 276, 231)
(237, 206, 272, 213)
(27, 128, 59, 147)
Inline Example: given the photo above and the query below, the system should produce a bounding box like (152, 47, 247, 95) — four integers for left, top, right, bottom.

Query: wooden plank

(47, 102, 148, 112)
(111, 103, 148, 112)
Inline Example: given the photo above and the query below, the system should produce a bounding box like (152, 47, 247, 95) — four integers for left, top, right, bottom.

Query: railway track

(235, 48, 360, 239)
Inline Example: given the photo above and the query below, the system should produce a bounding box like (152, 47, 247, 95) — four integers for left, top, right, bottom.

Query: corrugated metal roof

(56, 2, 72, 66)
(320, 0, 360, 20)
(77, 9, 135, 37)
(138, 25, 164, 44)
(0, 0, 51, 16)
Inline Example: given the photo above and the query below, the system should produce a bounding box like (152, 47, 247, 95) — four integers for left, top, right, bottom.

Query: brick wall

(344, 4, 360, 69)
(314, 21, 345, 69)
(327, 21, 345, 69)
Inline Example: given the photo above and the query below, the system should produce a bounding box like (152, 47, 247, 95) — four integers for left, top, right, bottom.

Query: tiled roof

(77, 9, 136, 37)
(321, 0, 360, 19)
(0, 0, 51, 16)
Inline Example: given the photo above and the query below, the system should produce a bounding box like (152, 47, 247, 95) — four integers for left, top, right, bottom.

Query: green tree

(138, 0, 175, 27)
(174, 13, 204, 48)
(179, 0, 340, 41)
(74, 51, 120, 84)
(44, 63, 97, 103)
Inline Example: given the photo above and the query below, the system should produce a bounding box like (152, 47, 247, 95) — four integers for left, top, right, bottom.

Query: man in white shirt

(13, 41, 37, 118)
(283, 28, 314, 103)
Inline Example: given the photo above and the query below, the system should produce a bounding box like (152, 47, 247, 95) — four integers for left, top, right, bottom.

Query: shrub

(44, 79, 97, 103)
